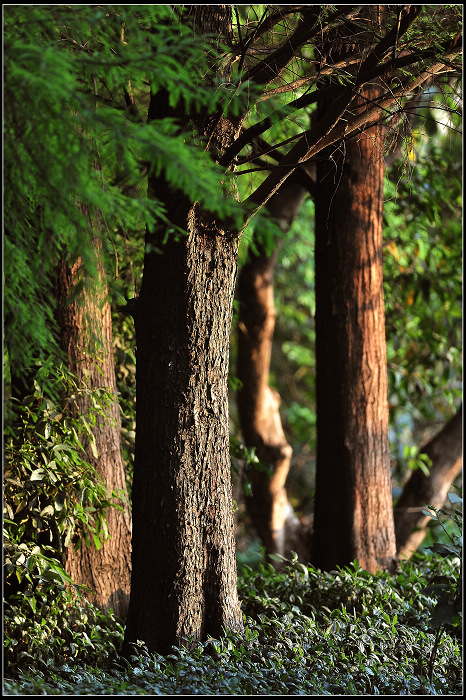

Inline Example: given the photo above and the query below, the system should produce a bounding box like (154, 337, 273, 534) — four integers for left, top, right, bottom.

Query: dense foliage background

(3, 4, 462, 695)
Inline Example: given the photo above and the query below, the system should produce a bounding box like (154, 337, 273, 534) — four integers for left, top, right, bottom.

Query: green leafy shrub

(3, 364, 123, 604)
(235, 554, 462, 694)
(4, 555, 462, 695)
(4, 589, 124, 681)
(421, 490, 462, 681)
(423, 490, 462, 629)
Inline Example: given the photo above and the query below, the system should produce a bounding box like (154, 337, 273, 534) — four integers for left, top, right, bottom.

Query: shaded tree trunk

(55, 240, 131, 620)
(312, 83, 397, 574)
(395, 405, 463, 558)
(123, 5, 244, 656)
(237, 175, 311, 559)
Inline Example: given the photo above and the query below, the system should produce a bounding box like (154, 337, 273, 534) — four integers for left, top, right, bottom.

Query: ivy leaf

(422, 509, 437, 519)
(29, 469, 45, 482)
(54, 493, 66, 512)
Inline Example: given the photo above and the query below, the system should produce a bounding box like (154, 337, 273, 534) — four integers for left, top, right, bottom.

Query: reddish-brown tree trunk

(312, 84, 397, 574)
(237, 176, 311, 559)
(55, 242, 131, 619)
(395, 406, 463, 558)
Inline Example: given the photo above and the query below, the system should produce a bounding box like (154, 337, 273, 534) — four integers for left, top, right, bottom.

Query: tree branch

(354, 5, 422, 79)
(231, 6, 309, 54)
(220, 30, 462, 170)
(394, 405, 463, 559)
(243, 6, 361, 86)
(242, 60, 453, 225)
(221, 3, 463, 170)
(242, 8, 321, 85)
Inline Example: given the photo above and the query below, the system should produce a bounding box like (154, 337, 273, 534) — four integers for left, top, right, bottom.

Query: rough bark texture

(123, 5, 244, 656)
(312, 83, 397, 574)
(237, 176, 311, 559)
(395, 406, 463, 558)
(55, 245, 131, 620)
(124, 215, 243, 655)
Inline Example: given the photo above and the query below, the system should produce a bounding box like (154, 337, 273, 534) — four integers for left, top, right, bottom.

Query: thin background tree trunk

(237, 175, 311, 559)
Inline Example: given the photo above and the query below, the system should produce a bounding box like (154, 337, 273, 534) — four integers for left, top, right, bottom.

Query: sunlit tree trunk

(312, 83, 397, 574)
(55, 237, 131, 619)
(123, 5, 244, 655)
(395, 406, 463, 558)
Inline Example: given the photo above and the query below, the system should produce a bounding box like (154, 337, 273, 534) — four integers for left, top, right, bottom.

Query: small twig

(427, 624, 443, 682)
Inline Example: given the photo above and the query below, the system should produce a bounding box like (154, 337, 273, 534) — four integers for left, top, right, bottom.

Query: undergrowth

(4, 552, 462, 696)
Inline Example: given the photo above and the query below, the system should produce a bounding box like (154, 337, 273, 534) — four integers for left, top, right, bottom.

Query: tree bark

(312, 82, 397, 574)
(394, 406, 463, 558)
(124, 213, 243, 655)
(237, 176, 311, 559)
(123, 5, 244, 656)
(55, 240, 132, 620)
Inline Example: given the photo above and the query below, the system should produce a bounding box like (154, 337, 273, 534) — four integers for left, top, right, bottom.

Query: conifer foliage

(4, 5, 237, 379)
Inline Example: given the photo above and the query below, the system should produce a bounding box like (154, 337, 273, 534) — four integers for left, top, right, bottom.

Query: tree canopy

(4, 4, 243, 381)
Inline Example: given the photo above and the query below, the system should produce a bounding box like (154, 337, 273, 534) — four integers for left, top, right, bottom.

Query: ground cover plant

(4, 545, 462, 695)
(4, 373, 462, 695)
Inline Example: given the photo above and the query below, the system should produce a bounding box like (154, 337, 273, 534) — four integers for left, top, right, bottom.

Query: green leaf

(54, 493, 66, 512)
(89, 437, 99, 459)
(29, 469, 45, 481)
(421, 509, 437, 519)
(268, 553, 287, 563)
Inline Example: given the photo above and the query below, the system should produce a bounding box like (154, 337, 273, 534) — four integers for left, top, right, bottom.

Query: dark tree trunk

(123, 5, 244, 655)
(312, 83, 397, 574)
(124, 213, 243, 655)
(237, 176, 311, 559)
(55, 241, 131, 620)
(395, 406, 463, 558)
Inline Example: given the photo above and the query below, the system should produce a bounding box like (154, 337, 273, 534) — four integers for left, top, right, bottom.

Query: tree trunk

(123, 5, 244, 655)
(395, 406, 463, 558)
(55, 241, 132, 620)
(312, 84, 397, 574)
(237, 176, 311, 559)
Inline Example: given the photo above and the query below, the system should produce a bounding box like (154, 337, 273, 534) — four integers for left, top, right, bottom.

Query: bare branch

(242, 60, 453, 227)
(231, 6, 309, 54)
(243, 6, 361, 86)
(355, 6, 422, 79)
(220, 28, 462, 170)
